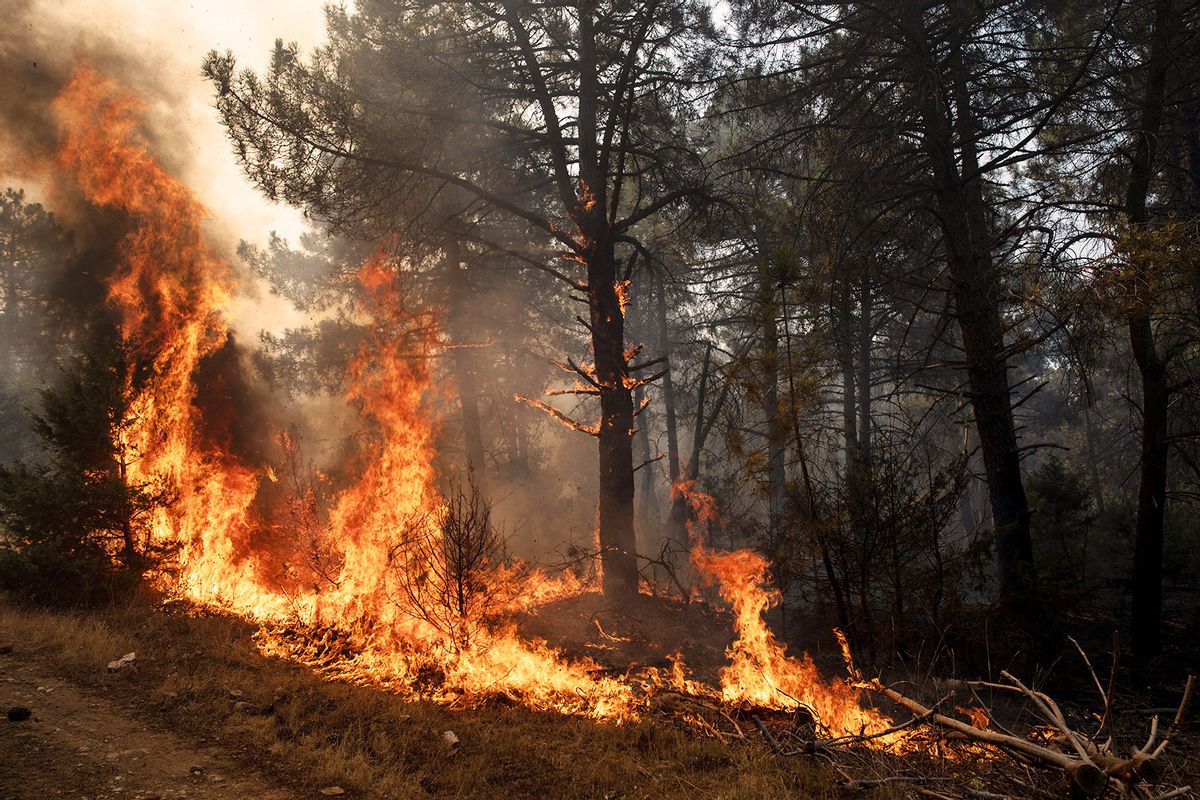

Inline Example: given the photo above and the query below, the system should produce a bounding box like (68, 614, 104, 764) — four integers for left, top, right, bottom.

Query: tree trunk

(758, 247, 788, 541)
(587, 232, 639, 601)
(2, 235, 20, 375)
(654, 272, 681, 488)
(1083, 401, 1106, 516)
(633, 382, 659, 535)
(1126, 0, 1175, 658)
(444, 242, 489, 495)
(666, 342, 711, 548)
(857, 277, 872, 465)
(899, 0, 1033, 596)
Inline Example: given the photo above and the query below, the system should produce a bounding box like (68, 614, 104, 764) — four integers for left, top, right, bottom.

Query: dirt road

(0, 650, 300, 800)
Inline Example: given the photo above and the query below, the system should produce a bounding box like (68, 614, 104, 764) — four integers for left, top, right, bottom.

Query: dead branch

(864, 678, 1109, 797)
(513, 394, 600, 436)
(751, 714, 785, 755)
(864, 671, 1197, 798)
(633, 453, 665, 473)
(1067, 634, 1114, 748)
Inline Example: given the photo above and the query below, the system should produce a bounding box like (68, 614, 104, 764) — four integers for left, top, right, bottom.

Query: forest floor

(0, 598, 835, 800)
(1, 648, 296, 800)
(3, 596, 1198, 800)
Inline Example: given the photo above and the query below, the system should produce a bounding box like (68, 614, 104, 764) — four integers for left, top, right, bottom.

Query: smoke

(2, 0, 320, 245)
(0, 0, 606, 556)
(0, 0, 307, 467)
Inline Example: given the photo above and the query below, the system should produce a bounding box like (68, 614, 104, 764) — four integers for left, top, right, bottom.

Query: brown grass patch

(0, 597, 839, 799)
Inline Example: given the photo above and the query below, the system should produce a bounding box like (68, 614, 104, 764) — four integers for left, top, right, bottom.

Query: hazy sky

(20, 0, 333, 249)
(2, 1, 342, 333)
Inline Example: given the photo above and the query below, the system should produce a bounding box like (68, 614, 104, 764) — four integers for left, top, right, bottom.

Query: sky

(2, 0, 340, 333)
(11, 0, 333, 249)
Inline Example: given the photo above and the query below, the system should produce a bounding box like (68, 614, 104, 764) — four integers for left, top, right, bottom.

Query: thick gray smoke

(0, 0, 288, 468)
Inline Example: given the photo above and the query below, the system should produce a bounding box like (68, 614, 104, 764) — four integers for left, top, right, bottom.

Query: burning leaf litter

(41, 63, 900, 739)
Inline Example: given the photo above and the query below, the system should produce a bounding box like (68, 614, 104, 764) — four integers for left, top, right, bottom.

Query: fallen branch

(864, 670, 1196, 798)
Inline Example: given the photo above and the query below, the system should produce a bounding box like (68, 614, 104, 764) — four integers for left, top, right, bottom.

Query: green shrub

(0, 336, 172, 607)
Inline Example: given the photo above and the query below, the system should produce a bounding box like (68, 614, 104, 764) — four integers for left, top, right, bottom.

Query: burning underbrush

(8, 63, 1197, 799)
(28, 62, 902, 738)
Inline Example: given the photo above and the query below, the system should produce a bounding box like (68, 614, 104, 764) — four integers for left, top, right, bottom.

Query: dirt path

(0, 651, 301, 800)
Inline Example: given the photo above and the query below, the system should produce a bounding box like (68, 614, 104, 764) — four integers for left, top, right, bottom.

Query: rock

(107, 652, 137, 672)
(319, 787, 345, 796)
(227, 688, 244, 699)
(233, 701, 258, 714)
(7, 706, 31, 721)
(441, 730, 460, 748)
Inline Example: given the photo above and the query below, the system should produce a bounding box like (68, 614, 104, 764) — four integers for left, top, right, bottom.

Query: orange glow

(45, 64, 915, 738)
(673, 480, 905, 744)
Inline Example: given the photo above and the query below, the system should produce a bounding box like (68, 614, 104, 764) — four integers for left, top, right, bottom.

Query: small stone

(107, 652, 137, 672)
(227, 688, 244, 699)
(233, 700, 255, 713)
(319, 788, 345, 796)
(7, 706, 31, 721)
(441, 730, 459, 748)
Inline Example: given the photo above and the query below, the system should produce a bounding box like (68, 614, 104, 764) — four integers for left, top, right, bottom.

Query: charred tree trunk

(587, 236, 638, 600)
(900, 0, 1033, 597)
(1126, 0, 1175, 658)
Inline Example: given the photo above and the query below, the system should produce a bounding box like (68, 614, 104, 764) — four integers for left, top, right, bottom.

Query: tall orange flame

(54, 65, 270, 612)
(674, 480, 901, 741)
(44, 64, 910, 736)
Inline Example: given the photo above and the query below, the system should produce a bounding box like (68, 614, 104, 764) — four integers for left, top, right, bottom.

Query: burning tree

(0, 336, 175, 605)
(202, 0, 717, 600)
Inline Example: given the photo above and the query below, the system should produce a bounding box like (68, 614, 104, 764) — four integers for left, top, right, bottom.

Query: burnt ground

(1, 591, 1197, 800)
(519, 591, 736, 682)
(0, 648, 300, 800)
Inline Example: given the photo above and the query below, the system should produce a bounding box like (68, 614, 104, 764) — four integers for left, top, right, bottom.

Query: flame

(41, 64, 918, 738)
(54, 65, 271, 613)
(614, 279, 631, 317)
(673, 480, 903, 743)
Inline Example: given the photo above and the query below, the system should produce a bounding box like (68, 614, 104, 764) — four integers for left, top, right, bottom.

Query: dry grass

(0, 597, 840, 799)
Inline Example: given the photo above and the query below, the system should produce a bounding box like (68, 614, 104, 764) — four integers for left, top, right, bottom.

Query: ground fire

(2, 4, 1198, 796)
(43, 64, 901, 734)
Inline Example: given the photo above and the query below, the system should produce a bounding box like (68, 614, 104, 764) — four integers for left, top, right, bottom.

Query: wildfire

(39, 64, 910, 740)
(49, 64, 636, 720)
(673, 480, 904, 743)
(53, 65, 273, 615)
